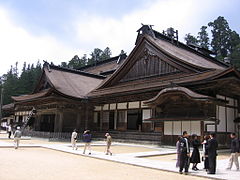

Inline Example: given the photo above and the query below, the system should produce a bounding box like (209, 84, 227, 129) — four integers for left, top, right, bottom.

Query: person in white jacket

(71, 129, 78, 150)
(14, 127, 22, 149)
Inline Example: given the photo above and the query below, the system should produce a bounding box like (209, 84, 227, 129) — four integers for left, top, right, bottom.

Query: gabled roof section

(147, 35, 226, 70)
(41, 63, 105, 99)
(14, 63, 106, 102)
(96, 31, 228, 89)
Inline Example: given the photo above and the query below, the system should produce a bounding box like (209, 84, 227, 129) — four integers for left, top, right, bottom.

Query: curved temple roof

(44, 66, 104, 99)
(147, 36, 226, 70)
(143, 86, 225, 106)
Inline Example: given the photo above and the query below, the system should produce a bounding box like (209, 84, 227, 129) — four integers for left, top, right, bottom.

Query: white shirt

(71, 132, 77, 140)
(184, 138, 189, 153)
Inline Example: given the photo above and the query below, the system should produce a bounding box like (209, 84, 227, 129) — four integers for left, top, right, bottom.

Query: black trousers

(208, 155, 216, 174)
(8, 132, 11, 139)
(179, 153, 189, 172)
(204, 157, 209, 169)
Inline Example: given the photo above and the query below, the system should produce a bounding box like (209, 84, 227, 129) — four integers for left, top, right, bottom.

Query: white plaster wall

(164, 121, 172, 135)
(128, 101, 140, 109)
(142, 109, 151, 122)
(109, 103, 116, 110)
(205, 121, 215, 131)
(117, 103, 127, 109)
(191, 121, 201, 136)
(94, 106, 101, 111)
(217, 106, 226, 132)
(173, 121, 181, 135)
(102, 104, 109, 110)
(164, 121, 201, 136)
(227, 107, 235, 132)
(182, 121, 191, 133)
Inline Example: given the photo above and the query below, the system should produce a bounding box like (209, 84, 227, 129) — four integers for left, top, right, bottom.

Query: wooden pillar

(34, 114, 41, 131)
(114, 110, 117, 130)
(54, 110, 63, 132)
(85, 104, 89, 129)
(76, 110, 81, 130)
(100, 107, 103, 131)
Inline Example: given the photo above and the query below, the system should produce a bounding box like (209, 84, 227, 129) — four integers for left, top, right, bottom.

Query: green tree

(87, 47, 112, 65)
(184, 33, 199, 45)
(101, 47, 112, 60)
(68, 54, 87, 69)
(2, 62, 42, 105)
(61, 62, 68, 68)
(197, 26, 210, 49)
(208, 16, 231, 60)
(2, 65, 19, 105)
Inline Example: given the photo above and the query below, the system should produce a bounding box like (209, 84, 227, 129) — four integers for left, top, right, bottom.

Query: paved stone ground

(0, 132, 239, 180)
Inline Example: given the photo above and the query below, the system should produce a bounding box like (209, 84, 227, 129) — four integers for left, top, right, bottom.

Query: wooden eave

(14, 93, 84, 106)
(89, 69, 225, 98)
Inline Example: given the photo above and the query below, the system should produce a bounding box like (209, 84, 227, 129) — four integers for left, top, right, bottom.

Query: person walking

(226, 133, 239, 170)
(207, 132, 218, 174)
(202, 135, 210, 171)
(13, 127, 22, 149)
(7, 125, 12, 139)
(105, 133, 112, 155)
(82, 130, 92, 155)
(190, 134, 201, 171)
(71, 129, 78, 150)
(179, 131, 190, 175)
(176, 136, 181, 168)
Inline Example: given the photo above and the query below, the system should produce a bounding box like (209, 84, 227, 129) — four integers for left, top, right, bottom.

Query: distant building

(4, 25, 240, 145)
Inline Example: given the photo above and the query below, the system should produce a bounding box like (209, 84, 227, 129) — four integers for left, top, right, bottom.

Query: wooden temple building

(4, 25, 240, 145)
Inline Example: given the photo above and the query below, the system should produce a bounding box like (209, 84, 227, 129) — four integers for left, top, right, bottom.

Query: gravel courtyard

(0, 147, 210, 180)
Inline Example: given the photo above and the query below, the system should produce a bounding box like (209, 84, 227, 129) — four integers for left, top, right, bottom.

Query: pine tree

(184, 33, 199, 45)
(197, 26, 210, 49)
(208, 16, 231, 60)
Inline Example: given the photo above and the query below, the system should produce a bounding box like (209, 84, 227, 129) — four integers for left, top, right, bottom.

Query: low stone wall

(22, 130, 74, 141)
(22, 130, 162, 144)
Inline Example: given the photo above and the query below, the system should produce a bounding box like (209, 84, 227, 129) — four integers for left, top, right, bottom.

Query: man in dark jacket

(207, 132, 218, 174)
(226, 133, 239, 170)
(179, 131, 190, 174)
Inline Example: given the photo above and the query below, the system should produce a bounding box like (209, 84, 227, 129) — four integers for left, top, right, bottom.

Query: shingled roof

(12, 63, 106, 102)
(45, 65, 105, 99)
(79, 54, 127, 76)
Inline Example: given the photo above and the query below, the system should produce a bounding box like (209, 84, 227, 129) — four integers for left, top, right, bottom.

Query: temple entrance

(127, 110, 142, 130)
(109, 111, 115, 130)
(40, 114, 55, 132)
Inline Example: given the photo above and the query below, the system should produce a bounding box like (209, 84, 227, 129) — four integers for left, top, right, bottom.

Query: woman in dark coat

(190, 134, 201, 170)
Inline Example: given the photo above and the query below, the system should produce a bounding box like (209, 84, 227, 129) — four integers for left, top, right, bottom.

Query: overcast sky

(0, 0, 239, 75)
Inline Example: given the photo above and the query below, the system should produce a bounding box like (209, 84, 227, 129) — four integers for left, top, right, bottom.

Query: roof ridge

(78, 53, 127, 70)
